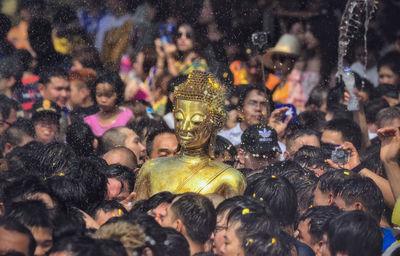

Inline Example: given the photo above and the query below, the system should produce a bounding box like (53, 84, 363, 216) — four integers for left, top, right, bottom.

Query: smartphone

(159, 23, 175, 44)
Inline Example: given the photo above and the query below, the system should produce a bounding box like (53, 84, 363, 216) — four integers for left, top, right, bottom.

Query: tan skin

(95, 83, 121, 127)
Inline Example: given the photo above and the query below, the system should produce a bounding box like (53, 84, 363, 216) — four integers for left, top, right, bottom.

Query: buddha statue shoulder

(134, 71, 246, 201)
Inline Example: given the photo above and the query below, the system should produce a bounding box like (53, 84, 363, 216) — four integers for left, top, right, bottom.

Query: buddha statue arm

(133, 165, 152, 203)
(215, 168, 247, 198)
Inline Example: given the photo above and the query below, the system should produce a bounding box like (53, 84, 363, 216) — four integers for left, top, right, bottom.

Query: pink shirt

(84, 108, 133, 137)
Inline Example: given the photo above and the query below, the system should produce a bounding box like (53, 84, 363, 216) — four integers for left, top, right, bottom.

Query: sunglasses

(177, 32, 192, 39)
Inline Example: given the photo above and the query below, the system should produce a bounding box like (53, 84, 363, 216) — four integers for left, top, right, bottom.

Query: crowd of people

(0, 0, 400, 255)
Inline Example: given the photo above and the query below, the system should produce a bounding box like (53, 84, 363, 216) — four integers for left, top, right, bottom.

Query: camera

(331, 148, 350, 165)
(159, 23, 175, 44)
(251, 32, 269, 52)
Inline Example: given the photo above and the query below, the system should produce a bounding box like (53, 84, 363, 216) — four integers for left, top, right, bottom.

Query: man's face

(34, 116, 58, 144)
(0, 227, 31, 256)
(321, 130, 344, 146)
(122, 128, 146, 164)
(240, 90, 269, 128)
(150, 133, 179, 159)
(148, 202, 170, 225)
(379, 66, 400, 86)
(39, 77, 70, 108)
(213, 211, 228, 255)
(30, 226, 52, 256)
(106, 178, 130, 202)
(296, 218, 317, 252)
(221, 221, 245, 256)
(319, 234, 332, 256)
(244, 151, 278, 170)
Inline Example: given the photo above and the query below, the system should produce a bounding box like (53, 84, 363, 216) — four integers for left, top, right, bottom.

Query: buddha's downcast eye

(191, 114, 204, 125)
(175, 112, 184, 121)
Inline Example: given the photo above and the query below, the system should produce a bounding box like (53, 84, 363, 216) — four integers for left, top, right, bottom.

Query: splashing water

(337, 0, 377, 80)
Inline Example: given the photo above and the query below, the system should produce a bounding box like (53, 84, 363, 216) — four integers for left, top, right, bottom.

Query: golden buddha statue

(134, 71, 246, 201)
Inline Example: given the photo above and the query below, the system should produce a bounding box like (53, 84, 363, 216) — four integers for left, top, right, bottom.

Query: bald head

(102, 146, 138, 170)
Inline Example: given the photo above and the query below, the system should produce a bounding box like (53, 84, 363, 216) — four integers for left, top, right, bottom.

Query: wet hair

(214, 135, 237, 163)
(243, 232, 290, 256)
(244, 176, 298, 227)
(144, 191, 176, 212)
(70, 46, 102, 70)
(45, 175, 89, 211)
(103, 164, 136, 193)
(360, 143, 384, 177)
(170, 193, 216, 244)
(326, 211, 382, 256)
(376, 106, 400, 128)
(3, 200, 54, 229)
(293, 145, 330, 173)
(97, 239, 128, 256)
(146, 128, 176, 157)
(298, 206, 342, 245)
(0, 216, 36, 256)
(324, 118, 362, 150)
(297, 110, 327, 133)
(88, 200, 128, 220)
(378, 50, 400, 76)
(128, 116, 169, 143)
(52, 207, 86, 242)
(1, 118, 34, 153)
(92, 70, 125, 106)
(5, 141, 43, 175)
(38, 142, 78, 178)
(49, 235, 104, 256)
(334, 177, 384, 221)
(66, 122, 96, 157)
(285, 129, 319, 153)
(163, 227, 191, 256)
(317, 169, 360, 194)
(38, 67, 68, 85)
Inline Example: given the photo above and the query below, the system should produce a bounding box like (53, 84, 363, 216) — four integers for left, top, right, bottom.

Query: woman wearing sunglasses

(155, 24, 208, 77)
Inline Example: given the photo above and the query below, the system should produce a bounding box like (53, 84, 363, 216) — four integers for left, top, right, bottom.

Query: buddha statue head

(173, 71, 227, 157)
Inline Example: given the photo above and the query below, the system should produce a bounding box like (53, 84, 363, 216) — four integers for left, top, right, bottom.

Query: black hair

(360, 143, 385, 177)
(237, 84, 270, 110)
(0, 54, 24, 87)
(0, 216, 36, 256)
(88, 200, 128, 220)
(1, 118, 34, 153)
(66, 122, 96, 158)
(38, 67, 68, 85)
(378, 50, 400, 76)
(5, 141, 43, 175)
(214, 135, 237, 164)
(293, 145, 330, 173)
(216, 196, 267, 217)
(365, 98, 389, 124)
(170, 193, 216, 244)
(38, 142, 79, 178)
(298, 206, 342, 244)
(285, 129, 319, 153)
(92, 70, 125, 106)
(0, 13, 12, 39)
(128, 115, 169, 142)
(96, 239, 128, 256)
(102, 164, 136, 193)
(49, 235, 104, 256)
(163, 227, 191, 256)
(243, 232, 291, 256)
(305, 85, 329, 109)
(146, 128, 176, 157)
(376, 106, 400, 128)
(45, 176, 89, 211)
(0, 95, 18, 120)
(324, 118, 362, 150)
(144, 191, 176, 212)
(333, 177, 384, 221)
(326, 211, 382, 256)
(297, 110, 327, 133)
(2, 175, 54, 208)
(317, 169, 360, 194)
(52, 207, 87, 243)
(14, 49, 33, 72)
(3, 200, 54, 229)
(244, 176, 298, 227)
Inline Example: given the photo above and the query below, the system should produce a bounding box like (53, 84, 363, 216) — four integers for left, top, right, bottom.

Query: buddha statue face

(174, 99, 212, 150)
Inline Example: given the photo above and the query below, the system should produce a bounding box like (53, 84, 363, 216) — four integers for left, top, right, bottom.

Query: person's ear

(354, 202, 364, 211)
(38, 83, 45, 96)
(313, 240, 324, 256)
(3, 142, 13, 156)
(328, 193, 335, 205)
(176, 218, 184, 233)
(93, 138, 98, 150)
